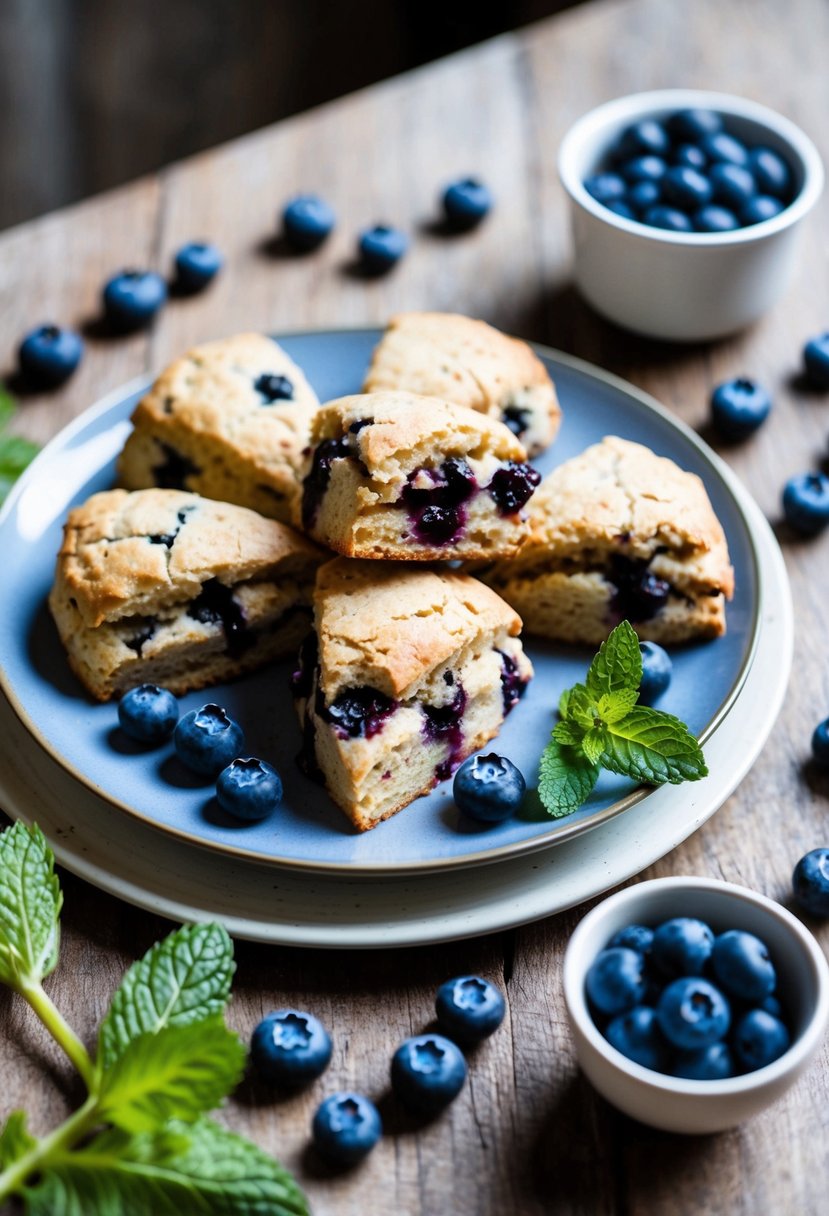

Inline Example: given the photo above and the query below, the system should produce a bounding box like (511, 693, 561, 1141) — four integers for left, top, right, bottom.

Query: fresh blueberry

(452, 753, 525, 824)
(615, 119, 671, 160)
(102, 270, 167, 332)
(251, 1009, 332, 1086)
(667, 109, 723, 143)
(621, 155, 668, 184)
(585, 947, 648, 1016)
(605, 1006, 669, 1071)
(172, 241, 222, 293)
(656, 977, 731, 1050)
(608, 924, 655, 956)
(173, 703, 245, 776)
(782, 472, 829, 535)
(216, 757, 283, 821)
(710, 377, 772, 440)
(692, 205, 740, 233)
(584, 173, 627, 205)
(436, 975, 506, 1043)
(638, 642, 672, 705)
(710, 930, 776, 1002)
(117, 684, 179, 745)
(732, 1009, 790, 1070)
(312, 1092, 381, 1165)
(793, 847, 829, 915)
(391, 1034, 467, 1115)
(812, 720, 829, 768)
(628, 180, 661, 213)
(662, 166, 713, 211)
(255, 372, 293, 402)
(672, 143, 708, 171)
(651, 917, 714, 978)
(672, 1042, 735, 1080)
(741, 195, 785, 225)
(282, 194, 336, 251)
(605, 199, 636, 220)
(357, 224, 408, 274)
(709, 163, 756, 210)
(642, 205, 693, 232)
(759, 994, 783, 1019)
(442, 178, 492, 230)
(700, 131, 749, 168)
(803, 333, 829, 389)
(748, 147, 793, 200)
(17, 325, 83, 388)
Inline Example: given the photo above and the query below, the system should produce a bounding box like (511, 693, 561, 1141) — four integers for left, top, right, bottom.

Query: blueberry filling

(290, 631, 319, 700)
(147, 507, 193, 549)
(502, 405, 531, 438)
(498, 650, 527, 714)
(187, 578, 253, 657)
(401, 458, 477, 545)
(319, 684, 398, 739)
(443, 670, 455, 686)
(487, 461, 541, 515)
(301, 436, 351, 529)
(422, 685, 468, 781)
(348, 417, 374, 434)
(123, 619, 156, 655)
(610, 555, 671, 621)
(152, 443, 200, 490)
(255, 372, 294, 402)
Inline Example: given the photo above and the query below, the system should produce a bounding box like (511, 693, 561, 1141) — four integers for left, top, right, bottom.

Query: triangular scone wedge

(49, 488, 324, 700)
(291, 559, 533, 831)
(478, 436, 734, 646)
(117, 333, 319, 524)
(363, 311, 561, 456)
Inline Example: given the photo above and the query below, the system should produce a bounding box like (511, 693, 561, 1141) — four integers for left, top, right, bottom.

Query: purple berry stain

(498, 650, 527, 714)
(423, 684, 468, 780)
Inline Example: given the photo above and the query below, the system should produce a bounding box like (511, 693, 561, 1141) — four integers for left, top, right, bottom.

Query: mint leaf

(0, 823, 62, 989)
(564, 685, 597, 730)
(0, 1111, 36, 1169)
(0, 386, 17, 431)
(601, 706, 708, 785)
(597, 688, 639, 724)
(586, 620, 642, 697)
(551, 719, 584, 748)
(538, 738, 600, 817)
(581, 728, 607, 766)
(99, 923, 234, 1068)
(0, 434, 39, 474)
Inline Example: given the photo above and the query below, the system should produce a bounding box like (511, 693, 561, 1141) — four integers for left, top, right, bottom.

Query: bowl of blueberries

(562, 876, 829, 1134)
(558, 89, 823, 341)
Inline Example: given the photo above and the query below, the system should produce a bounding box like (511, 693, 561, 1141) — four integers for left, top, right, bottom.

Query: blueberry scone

(291, 558, 533, 831)
(117, 333, 319, 524)
(298, 391, 541, 560)
(49, 488, 323, 701)
(363, 312, 561, 456)
(479, 437, 734, 645)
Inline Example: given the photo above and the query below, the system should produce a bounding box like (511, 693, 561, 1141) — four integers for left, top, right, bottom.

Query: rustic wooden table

(2, 0, 828, 1210)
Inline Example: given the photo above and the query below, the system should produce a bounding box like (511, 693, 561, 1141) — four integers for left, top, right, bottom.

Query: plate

(0, 332, 759, 876)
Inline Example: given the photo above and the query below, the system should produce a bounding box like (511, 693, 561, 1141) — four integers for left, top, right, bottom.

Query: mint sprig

(0, 386, 39, 505)
(538, 621, 708, 817)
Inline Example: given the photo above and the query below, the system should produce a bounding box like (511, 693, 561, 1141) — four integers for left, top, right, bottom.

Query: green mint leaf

(0, 823, 62, 989)
(581, 727, 607, 766)
(586, 620, 643, 697)
(551, 719, 584, 748)
(601, 706, 708, 785)
(597, 688, 639, 724)
(24, 1118, 309, 1216)
(99, 922, 234, 1068)
(0, 1110, 36, 1169)
(558, 687, 571, 718)
(538, 738, 600, 817)
(0, 385, 17, 432)
(98, 1018, 246, 1134)
(0, 434, 40, 474)
(565, 685, 598, 731)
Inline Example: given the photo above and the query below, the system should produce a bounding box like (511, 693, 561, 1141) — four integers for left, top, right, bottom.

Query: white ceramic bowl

(558, 89, 824, 341)
(563, 876, 829, 1134)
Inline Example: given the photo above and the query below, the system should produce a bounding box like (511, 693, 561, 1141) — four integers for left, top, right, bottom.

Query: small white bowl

(558, 89, 824, 341)
(563, 876, 829, 1134)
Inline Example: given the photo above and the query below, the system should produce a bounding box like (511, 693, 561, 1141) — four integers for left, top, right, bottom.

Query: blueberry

(615, 119, 671, 160)
(638, 642, 672, 705)
(642, 205, 693, 232)
(605, 199, 636, 220)
(102, 270, 167, 332)
(656, 977, 731, 1050)
(608, 924, 655, 956)
(652, 917, 714, 978)
(709, 163, 756, 210)
(621, 155, 668, 184)
(741, 195, 785, 225)
(282, 194, 336, 251)
(442, 177, 493, 230)
(759, 994, 783, 1019)
(732, 1009, 790, 1070)
(710, 930, 776, 1002)
(217, 757, 283, 821)
(710, 377, 772, 440)
(117, 684, 179, 745)
(628, 180, 661, 213)
(391, 1034, 467, 1115)
(173, 703, 245, 776)
(251, 1009, 332, 1087)
(585, 947, 647, 1016)
(17, 324, 83, 388)
(782, 472, 829, 535)
(667, 109, 723, 143)
(803, 333, 829, 389)
(692, 205, 740, 233)
(254, 373, 294, 402)
(700, 131, 749, 168)
(812, 720, 829, 768)
(312, 1092, 381, 1165)
(173, 241, 223, 293)
(357, 224, 408, 274)
(584, 173, 627, 205)
(672, 1042, 735, 1080)
(453, 753, 525, 824)
(662, 166, 713, 211)
(605, 1006, 669, 1071)
(672, 143, 708, 171)
(435, 975, 506, 1042)
(793, 847, 829, 915)
(748, 147, 793, 200)
(487, 461, 541, 514)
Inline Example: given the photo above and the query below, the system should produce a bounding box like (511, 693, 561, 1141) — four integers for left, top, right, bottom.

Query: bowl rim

(563, 875, 829, 1096)
(558, 88, 824, 247)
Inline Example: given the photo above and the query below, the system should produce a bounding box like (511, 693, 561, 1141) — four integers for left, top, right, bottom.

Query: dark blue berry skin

(673, 143, 708, 171)
(812, 721, 829, 769)
(282, 194, 336, 251)
(710, 377, 772, 440)
(605, 199, 636, 220)
(435, 975, 506, 1043)
(585, 947, 647, 1015)
(608, 924, 655, 956)
(605, 1006, 669, 1071)
(616, 119, 671, 160)
(251, 1009, 332, 1086)
(117, 684, 179, 745)
(628, 180, 661, 213)
(710, 930, 776, 1003)
(652, 917, 714, 978)
(174, 241, 223, 293)
(216, 757, 283, 821)
(622, 155, 668, 184)
(643, 205, 692, 232)
(638, 642, 672, 705)
(708, 163, 756, 210)
(741, 196, 784, 225)
(453, 753, 526, 824)
(442, 178, 492, 230)
(662, 166, 713, 210)
(18, 325, 83, 388)
(733, 1009, 790, 1070)
(749, 147, 793, 200)
(174, 704, 245, 776)
(667, 109, 723, 143)
(793, 847, 829, 915)
(672, 1042, 735, 1080)
(656, 977, 731, 1050)
(701, 131, 749, 168)
(693, 205, 740, 233)
(759, 994, 783, 1019)
(102, 270, 168, 332)
(802, 334, 829, 389)
(312, 1092, 381, 1165)
(782, 472, 829, 535)
(584, 173, 627, 205)
(358, 225, 409, 274)
(391, 1034, 467, 1115)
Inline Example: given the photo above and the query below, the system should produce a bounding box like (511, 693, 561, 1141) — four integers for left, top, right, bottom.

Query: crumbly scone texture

(117, 333, 319, 522)
(363, 312, 561, 456)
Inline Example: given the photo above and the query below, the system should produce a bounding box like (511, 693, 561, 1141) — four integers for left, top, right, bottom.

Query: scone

(298, 391, 541, 560)
(49, 488, 323, 700)
(117, 333, 319, 524)
(363, 311, 561, 456)
(292, 559, 533, 831)
(479, 436, 734, 645)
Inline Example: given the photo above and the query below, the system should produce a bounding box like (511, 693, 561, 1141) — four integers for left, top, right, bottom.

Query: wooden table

(2, 0, 828, 1210)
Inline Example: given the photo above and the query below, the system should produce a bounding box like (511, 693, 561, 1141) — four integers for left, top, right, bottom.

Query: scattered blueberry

(628, 180, 661, 213)
(749, 147, 793, 200)
(621, 155, 668, 184)
(585, 947, 647, 1016)
(312, 1092, 381, 1166)
(638, 642, 672, 705)
(793, 847, 829, 915)
(584, 173, 627, 205)
(252, 1009, 332, 1086)
(608, 924, 655, 956)
(759, 994, 783, 1019)
(672, 143, 708, 170)
(117, 684, 178, 745)
(174, 703, 245, 776)
(357, 224, 408, 274)
(692, 205, 740, 233)
(710, 377, 772, 440)
(782, 472, 829, 535)
(652, 917, 714, 978)
(672, 1042, 735, 1080)
(17, 324, 83, 388)
(391, 1034, 467, 1115)
(643, 205, 693, 232)
(662, 165, 713, 211)
(709, 163, 756, 211)
(732, 1009, 790, 1070)
(605, 1006, 669, 1071)
(605, 199, 636, 220)
(217, 757, 283, 821)
(710, 930, 776, 1002)
(812, 720, 829, 769)
(102, 270, 167, 332)
(741, 195, 785, 225)
(282, 194, 336, 251)
(701, 131, 749, 167)
(452, 753, 525, 824)
(656, 977, 731, 1050)
(255, 372, 294, 402)
(442, 178, 492, 230)
(667, 109, 723, 143)
(436, 975, 506, 1043)
(173, 241, 223, 293)
(802, 333, 829, 389)
(616, 119, 671, 160)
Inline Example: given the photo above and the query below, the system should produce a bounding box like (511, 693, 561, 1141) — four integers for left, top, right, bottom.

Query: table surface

(2, 0, 828, 1211)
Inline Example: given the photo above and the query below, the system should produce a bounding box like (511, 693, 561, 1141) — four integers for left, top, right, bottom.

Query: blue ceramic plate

(0, 331, 759, 875)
